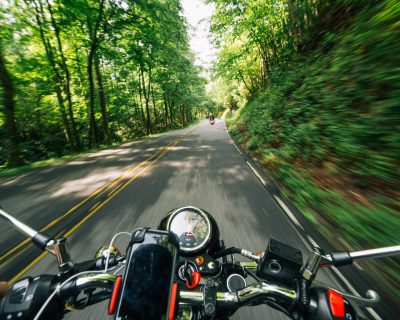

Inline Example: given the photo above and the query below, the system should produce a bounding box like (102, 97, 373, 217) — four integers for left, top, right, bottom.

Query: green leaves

(0, 0, 205, 167)
(224, 0, 400, 300)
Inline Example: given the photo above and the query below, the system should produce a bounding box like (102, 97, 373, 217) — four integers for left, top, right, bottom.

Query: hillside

(224, 0, 399, 303)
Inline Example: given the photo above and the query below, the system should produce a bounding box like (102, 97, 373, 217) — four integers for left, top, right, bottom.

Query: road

(0, 120, 387, 319)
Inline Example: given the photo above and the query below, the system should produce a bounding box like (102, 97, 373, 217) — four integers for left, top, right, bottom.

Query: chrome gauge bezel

(166, 206, 212, 254)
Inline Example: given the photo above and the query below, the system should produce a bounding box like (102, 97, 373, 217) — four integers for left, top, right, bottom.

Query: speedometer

(166, 207, 211, 253)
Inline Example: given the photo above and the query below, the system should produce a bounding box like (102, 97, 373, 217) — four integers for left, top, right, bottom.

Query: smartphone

(114, 228, 179, 320)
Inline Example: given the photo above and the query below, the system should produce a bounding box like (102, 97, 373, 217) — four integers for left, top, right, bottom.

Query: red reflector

(108, 275, 122, 315)
(168, 282, 178, 320)
(328, 289, 345, 318)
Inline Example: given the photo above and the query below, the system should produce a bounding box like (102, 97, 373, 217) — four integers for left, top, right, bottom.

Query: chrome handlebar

(62, 260, 380, 314)
(74, 273, 116, 292)
(69, 272, 296, 309)
(179, 282, 297, 308)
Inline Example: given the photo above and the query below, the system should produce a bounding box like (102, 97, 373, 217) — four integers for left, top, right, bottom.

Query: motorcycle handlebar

(59, 273, 296, 311)
(58, 272, 116, 299)
(179, 282, 296, 308)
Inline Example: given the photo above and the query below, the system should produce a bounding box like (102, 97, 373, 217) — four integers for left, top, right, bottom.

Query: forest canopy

(0, 0, 210, 168)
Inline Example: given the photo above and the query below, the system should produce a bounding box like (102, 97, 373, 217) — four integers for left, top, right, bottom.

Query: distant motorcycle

(0, 206, 399, 319)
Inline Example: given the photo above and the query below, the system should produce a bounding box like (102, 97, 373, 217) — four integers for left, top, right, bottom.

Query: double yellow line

(2, 129, 194, 283)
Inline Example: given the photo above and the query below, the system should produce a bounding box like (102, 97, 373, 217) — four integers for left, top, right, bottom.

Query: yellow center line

(62, 133, 190, 239)
(0, 132, 191, 263)
(0, 243, 33, 270)
(90, 202, 101, 211)
(7, 229, 66, 284)
(0, 239, 31, 263)
(5, 129, 195, 283)
(8, 251, 49, 284)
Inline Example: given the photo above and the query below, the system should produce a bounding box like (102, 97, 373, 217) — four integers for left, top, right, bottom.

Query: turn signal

(195, 256, 204, 266)
(328, 289, 345, 318)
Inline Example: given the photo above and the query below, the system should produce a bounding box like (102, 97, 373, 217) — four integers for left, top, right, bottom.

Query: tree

(0, 43, 23, 167)
(0, 0, 205, 168)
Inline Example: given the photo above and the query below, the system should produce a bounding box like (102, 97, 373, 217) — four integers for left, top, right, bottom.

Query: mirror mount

(0, 206, 73, 273)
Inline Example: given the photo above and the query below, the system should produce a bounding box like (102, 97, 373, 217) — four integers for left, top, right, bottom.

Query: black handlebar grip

(331, 251, 352, 267)
(32, 232, 53, 250)
(58, 279, 79, 300)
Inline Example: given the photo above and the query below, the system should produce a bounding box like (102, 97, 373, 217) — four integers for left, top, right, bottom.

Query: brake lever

(337, 290, 380, 307)
(312, 281, 380, 307)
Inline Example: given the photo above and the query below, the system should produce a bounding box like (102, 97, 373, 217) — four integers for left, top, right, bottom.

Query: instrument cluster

(161, 206, 219, 255)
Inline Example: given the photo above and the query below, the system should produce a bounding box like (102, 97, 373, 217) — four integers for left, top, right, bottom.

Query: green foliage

(225, 0, 400, 301)
(0, 0, 207, 168)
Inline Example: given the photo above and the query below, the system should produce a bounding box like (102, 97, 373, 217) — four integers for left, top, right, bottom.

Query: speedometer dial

(167, 207, 211, 253)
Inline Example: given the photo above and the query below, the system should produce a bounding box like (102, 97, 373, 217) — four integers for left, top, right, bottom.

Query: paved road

(0, 120, 383, 319)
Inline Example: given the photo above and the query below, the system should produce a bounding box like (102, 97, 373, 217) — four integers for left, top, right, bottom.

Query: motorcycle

(0, 206, 399, 320)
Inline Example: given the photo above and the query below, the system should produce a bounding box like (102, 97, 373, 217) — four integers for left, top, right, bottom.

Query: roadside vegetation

(0, 0, 212, 170)
(208, 0, 399, 303)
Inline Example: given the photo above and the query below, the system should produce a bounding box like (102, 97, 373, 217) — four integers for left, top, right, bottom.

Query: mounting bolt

(206, 278, 215, 288)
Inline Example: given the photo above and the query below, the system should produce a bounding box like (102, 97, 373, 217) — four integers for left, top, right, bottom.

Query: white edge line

(246, 161, 267, 186)
(232, 142, 243, 155)
(224, 121, 266, 187)
(273, 195, 304, 231)
(331, 268, 360, 297)
(261, 199, 311, 251)
(224, 122, 243, 155)
(353, 261, 364, 272)
(307, 235, 320, 248)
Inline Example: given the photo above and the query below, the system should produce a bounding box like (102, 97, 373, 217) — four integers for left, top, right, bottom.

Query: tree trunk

(0, 47, 23, 167)
(180, 105, 185, 126)
(86, 0, 105, 148)
(151, 84, 157, 127)
(287, 0, 300, 51)
(126, 76, 139, 120)
(138, 71, 146, 126)
(139, 63, 151, 135)
(94, 54, 111, 145)
(87, 49, 99, 148)
(46, 0, 81, 150)
(31, 0, 74, 147)
(169, 99, 174, 128)
(163, 93, 169, 128)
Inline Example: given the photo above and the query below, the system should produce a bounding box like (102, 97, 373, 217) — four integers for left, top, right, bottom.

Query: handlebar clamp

(203, 279, 217, 317)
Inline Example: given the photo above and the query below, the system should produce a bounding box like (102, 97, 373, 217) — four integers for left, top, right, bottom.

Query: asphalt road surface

(0, 120, 389, 319)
